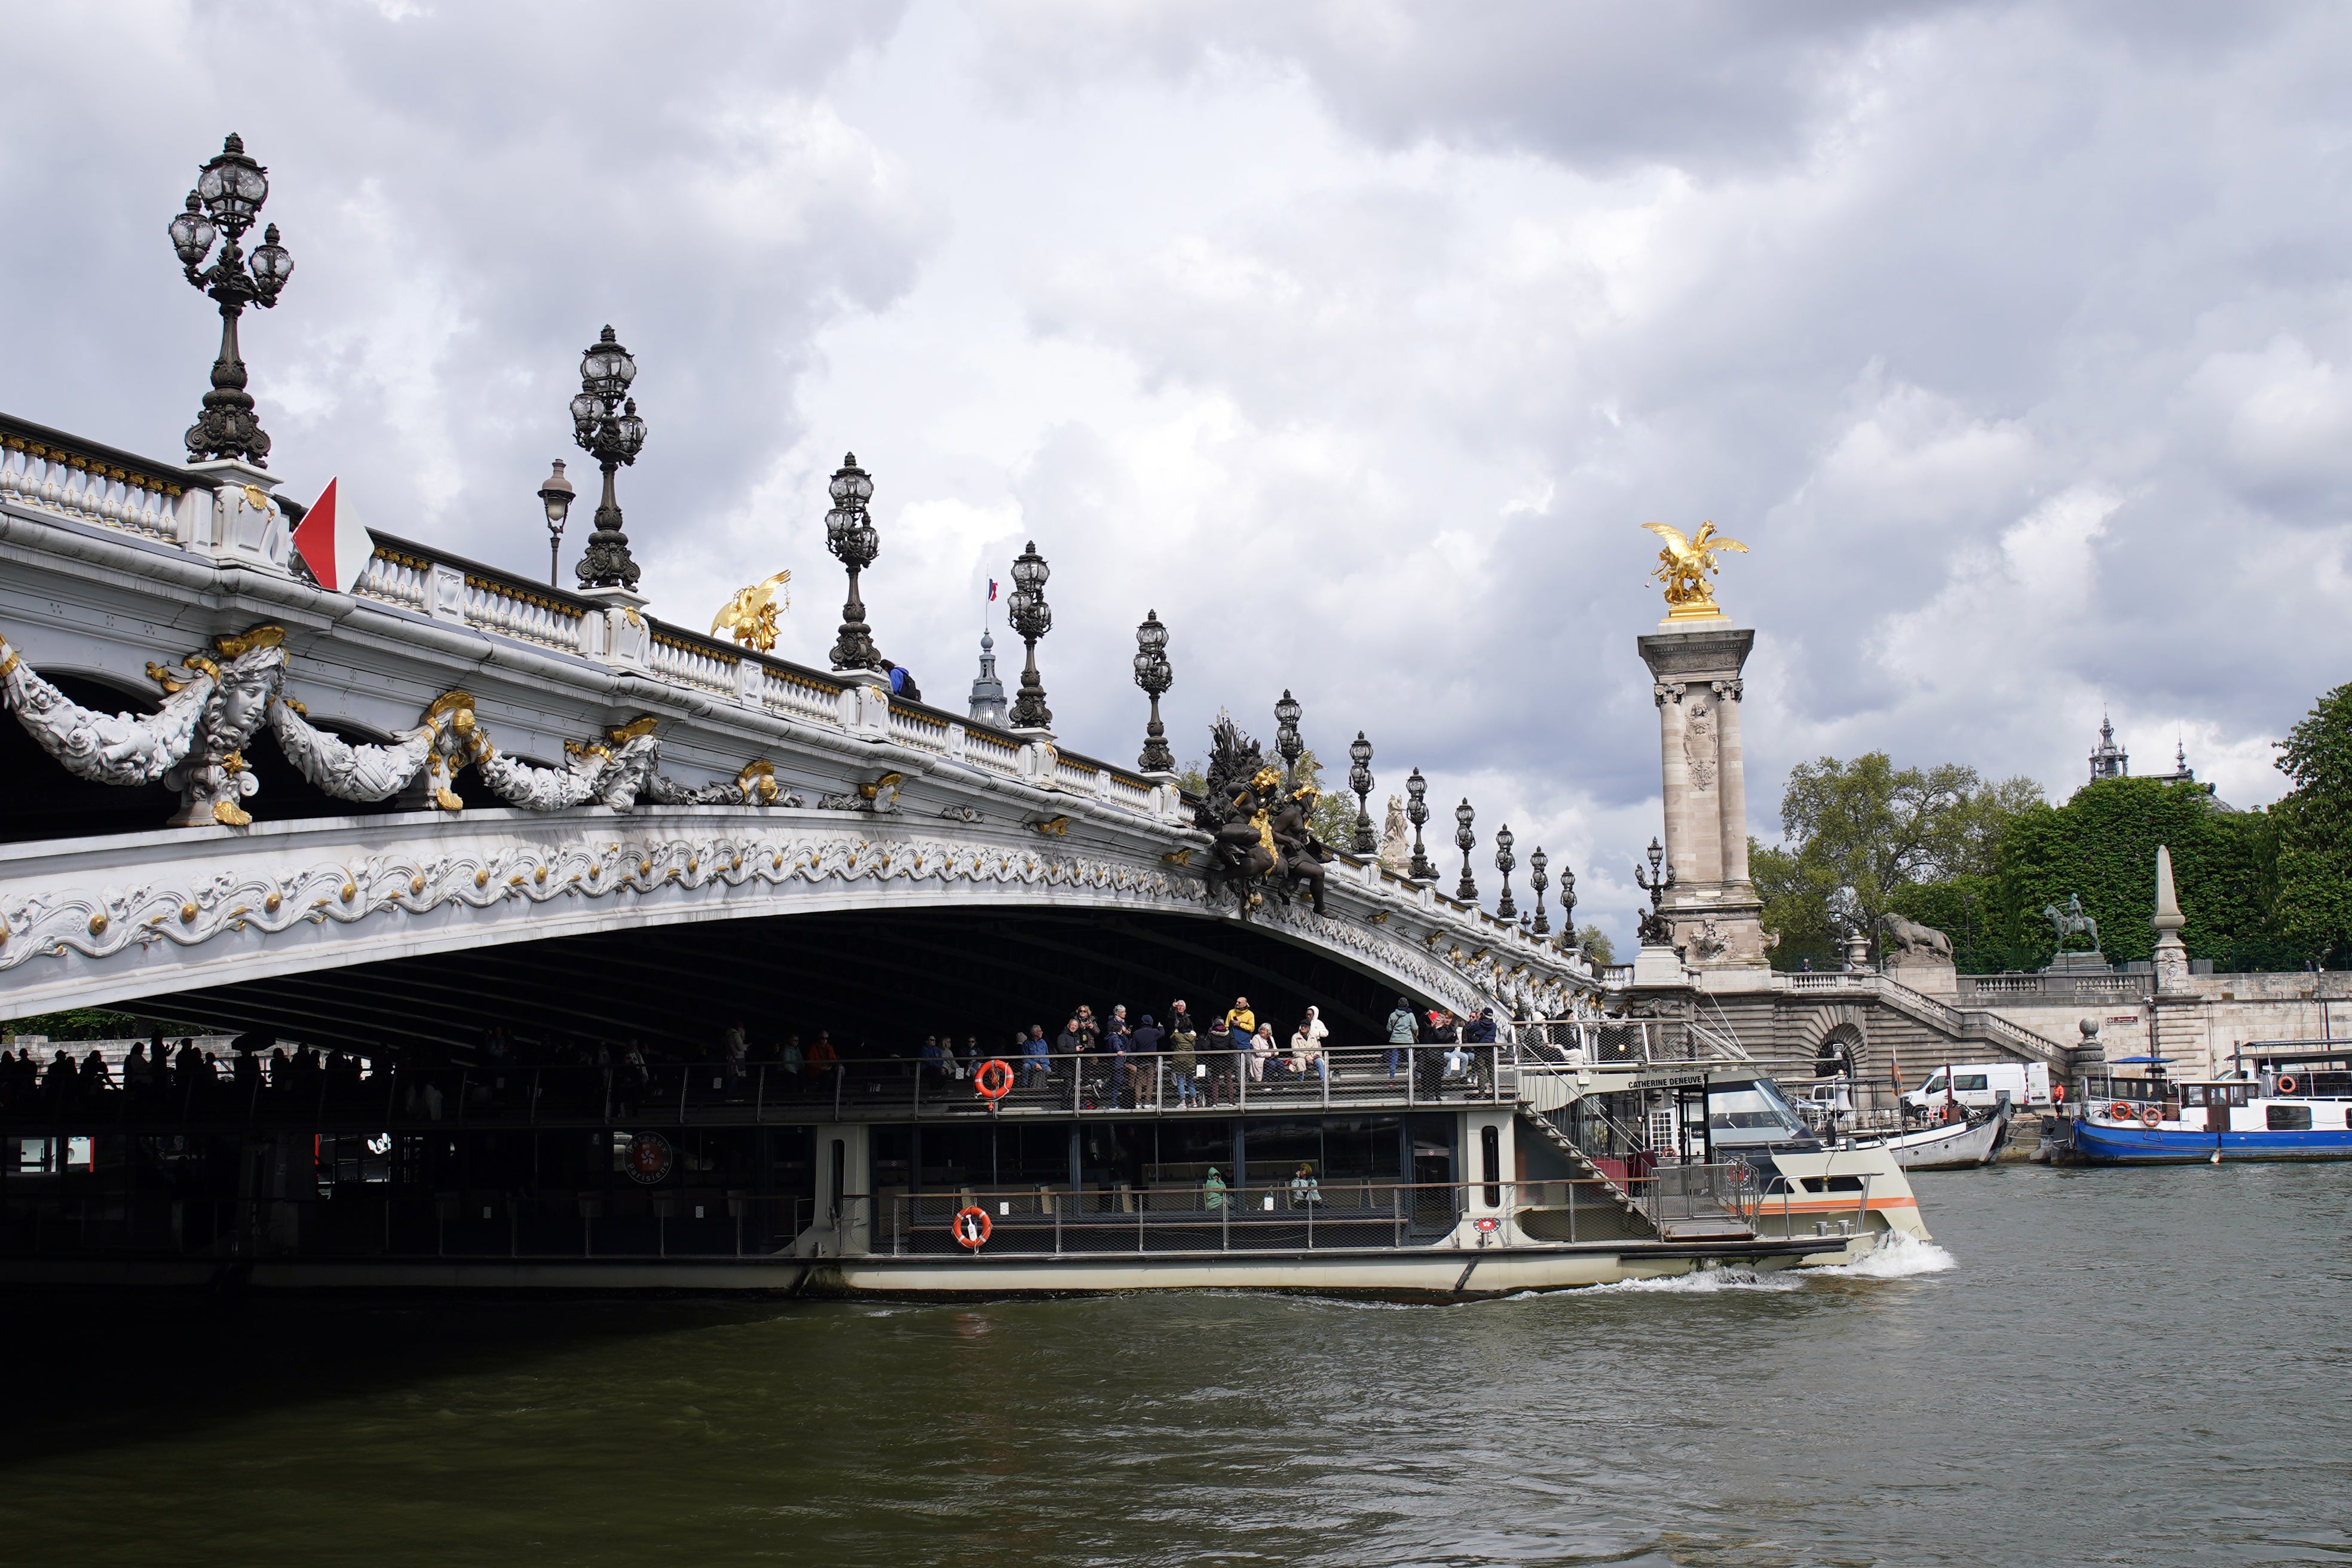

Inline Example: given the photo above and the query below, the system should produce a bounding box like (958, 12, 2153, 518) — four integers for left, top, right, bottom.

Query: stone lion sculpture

(1877, 911, 1953, 962)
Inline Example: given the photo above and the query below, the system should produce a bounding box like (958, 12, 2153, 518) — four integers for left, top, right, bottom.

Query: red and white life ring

(2140, 1104, 2163, 1128)
(2107, 1102, 2134, 1122)
(2276, 1074, 2299, 1095)
(952, 1206, 992, 1248)
(973, 1058, 1014, 1101)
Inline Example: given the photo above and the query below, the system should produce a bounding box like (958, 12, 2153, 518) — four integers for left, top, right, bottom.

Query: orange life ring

(2276, 1074, 2298, 1095)
(2107, 1102, 2133, 1121)
(973, 1058, 1014, 1101)
(2140, 1104, 2163, 1128)
(953, 1205, 992, 1248)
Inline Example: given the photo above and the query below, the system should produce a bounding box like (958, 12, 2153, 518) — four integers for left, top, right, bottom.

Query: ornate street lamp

(569, 326, 648, 592)
(538, 461, 575, 587)
(1454, 798, 1477, 903)
(1007, 540, 1053, 729)
(1494, 823, 1517, 921)
(1634, 836, 1676, 942)
(1405, 768, 1434, 881)
(1348, 731, 1375, 855)
(1558, 858, 1577, 946)
(1529, 846, 1549, 936)
(1134, 609, 1174, 771)
(823, 453, 881, 670)
(1274, 690, 1303, 785)
(169, 134, 294, 466)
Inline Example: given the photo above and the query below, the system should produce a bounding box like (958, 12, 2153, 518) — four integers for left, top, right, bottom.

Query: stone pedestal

(1631, 944, 1687, 988)
(1885, 954, 1958, 1000)
(1638, 622, 1767, 969)
(2045, 951, 2111, 975)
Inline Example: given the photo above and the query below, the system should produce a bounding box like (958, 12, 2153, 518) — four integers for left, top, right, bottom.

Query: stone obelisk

(1636, 522, 1768, 971)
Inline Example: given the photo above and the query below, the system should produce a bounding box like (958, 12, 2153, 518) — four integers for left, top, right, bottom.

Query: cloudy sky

(7, 2, 2350, 948)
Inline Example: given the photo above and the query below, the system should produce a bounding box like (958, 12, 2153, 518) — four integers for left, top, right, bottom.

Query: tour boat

(2058, 1045, 2352, 1164)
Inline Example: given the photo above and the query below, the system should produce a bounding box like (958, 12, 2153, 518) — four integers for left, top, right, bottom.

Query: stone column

(1638, 622, 1766, 970)
(1714, 678, 1750, 887)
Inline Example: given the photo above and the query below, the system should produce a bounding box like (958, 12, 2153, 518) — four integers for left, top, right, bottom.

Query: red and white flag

(292, 477, 372, 593)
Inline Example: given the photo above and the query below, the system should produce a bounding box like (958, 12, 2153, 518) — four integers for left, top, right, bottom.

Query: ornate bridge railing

(0, 412, 207, 548)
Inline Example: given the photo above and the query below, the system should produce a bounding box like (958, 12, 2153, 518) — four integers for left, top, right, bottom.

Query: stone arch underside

(2, 809, 1576, 1041)
(93, 908, 1476, 1056)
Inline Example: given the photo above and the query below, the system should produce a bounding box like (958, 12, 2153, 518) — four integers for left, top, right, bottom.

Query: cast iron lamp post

(1274, 690, 1303, 786)
(1007, 540, 1053, 729)
(538, 461, 575, 587)
(1558, 858, 1577, 947)
(169, 134, 294, 465)
(1454, 798, 1477, 903)
(1494, 823, 1517, 921)
(569, 326, 648, 591)
(1134, 609, 1174, 771)
(1529, 846, 1549, 936)
(1348, 731, 1375, 855)
(823, 453, 881, 670)
(1405, 768, 1433, 881)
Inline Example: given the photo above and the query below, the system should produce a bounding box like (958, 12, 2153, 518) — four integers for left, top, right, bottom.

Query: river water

(5, 1161, 2347, 1566)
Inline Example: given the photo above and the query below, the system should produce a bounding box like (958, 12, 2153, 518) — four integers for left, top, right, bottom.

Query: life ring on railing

(952, 1206, 992, 1248)
(2276, 1074, 2299, 1095)
(973, 1058, 1014, 1101)
(2140, 1104, 2163, 1128)
(2107, 1102, 2134, 1122)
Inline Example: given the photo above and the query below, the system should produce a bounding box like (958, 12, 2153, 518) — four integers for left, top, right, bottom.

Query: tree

(1574, 924, 1616, 967)
(2274, 681, 2352, 962)
(1759, 753, 2040, 966)
(1291, 748, 1364, 850)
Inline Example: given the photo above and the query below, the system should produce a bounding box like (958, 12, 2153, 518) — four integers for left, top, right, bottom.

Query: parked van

(1900, 1061, 2051, 1114)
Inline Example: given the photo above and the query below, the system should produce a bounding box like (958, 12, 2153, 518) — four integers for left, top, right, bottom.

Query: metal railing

(0, 1046, 1527, 1134)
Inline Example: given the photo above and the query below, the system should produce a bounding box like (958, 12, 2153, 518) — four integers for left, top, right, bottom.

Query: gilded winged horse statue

(711, 570, 791, 652)
(1643, 520, 1748, 618)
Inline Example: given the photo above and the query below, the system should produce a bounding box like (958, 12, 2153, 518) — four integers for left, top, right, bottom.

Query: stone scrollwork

(435, 697, 795, 814)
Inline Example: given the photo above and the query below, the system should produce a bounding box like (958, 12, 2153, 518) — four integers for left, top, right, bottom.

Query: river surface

(4, 1161, 2347, 1566)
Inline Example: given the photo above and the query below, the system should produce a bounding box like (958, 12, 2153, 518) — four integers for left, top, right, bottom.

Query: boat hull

(2066, 1119, 2352, 1165)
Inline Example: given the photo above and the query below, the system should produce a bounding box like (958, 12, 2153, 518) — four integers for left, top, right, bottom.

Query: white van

(1901, 1061, 2051, 1114)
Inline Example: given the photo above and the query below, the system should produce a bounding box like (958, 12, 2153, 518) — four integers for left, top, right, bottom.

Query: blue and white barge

(2061, 1045, 2352, 1164)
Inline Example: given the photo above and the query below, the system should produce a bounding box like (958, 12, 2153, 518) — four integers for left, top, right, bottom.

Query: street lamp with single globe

(823, 454, 881, 670)
(1134, 610, 1174, 772)
(1274, 690, 1303, 785)
(538, 461, 575, 587)
(1454, 798, 1477, 904)
(169, 134, 294, 466)
(1007, 541, 1054, 730)
(569, 326, 648, 592)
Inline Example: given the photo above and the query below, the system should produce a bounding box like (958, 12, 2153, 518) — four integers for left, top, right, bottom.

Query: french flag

(988, 578, 998, 602)
(292, 477, 373, 593)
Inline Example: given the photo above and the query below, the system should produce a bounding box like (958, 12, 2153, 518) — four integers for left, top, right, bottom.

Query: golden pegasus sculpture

(711, 570, 791, 651)
(1643, 520, 1748, 618)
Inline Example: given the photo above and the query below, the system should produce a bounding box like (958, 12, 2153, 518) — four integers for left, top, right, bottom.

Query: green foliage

(1574, 924, 1617, 967)
(1291, 748, 1365, 850)
(1757, 752, 2039, 968)
(2274, 682, 2352, 961)
(2, 1009, 147, 1042)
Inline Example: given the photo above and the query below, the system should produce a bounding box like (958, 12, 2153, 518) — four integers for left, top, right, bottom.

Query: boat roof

(2235, 1045, 2352, 1064)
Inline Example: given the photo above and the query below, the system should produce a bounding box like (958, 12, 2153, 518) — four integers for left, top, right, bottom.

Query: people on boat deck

(1248, 1024, 1277, 1082)
(1167, 1013, 1200, 1105)
(1203, 1166, 1227, 1209)
(1291, 1162, 1322, 1205)
(1224, 997, 1255, 1038)
(1386, 999, 1417, 1083)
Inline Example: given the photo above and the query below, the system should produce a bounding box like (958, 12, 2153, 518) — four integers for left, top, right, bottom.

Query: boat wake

(1575, 1266, 1806, 1296)
(1811, 1230, 1958, 1279)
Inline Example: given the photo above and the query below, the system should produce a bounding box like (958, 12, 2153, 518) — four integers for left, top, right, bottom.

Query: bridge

(0, 408, 1599, 1048)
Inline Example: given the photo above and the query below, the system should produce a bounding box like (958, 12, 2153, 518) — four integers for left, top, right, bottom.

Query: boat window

(2267, 1105, 2313, 1132)
(1707, 1086, 1807, 1137)
(2183, 1086, 2207, 1106)
(1800, 1175, 1867, 1193)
